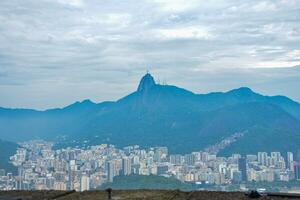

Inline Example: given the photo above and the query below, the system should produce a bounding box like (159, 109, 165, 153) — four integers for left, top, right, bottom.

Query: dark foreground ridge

(0, 190, 299, 200)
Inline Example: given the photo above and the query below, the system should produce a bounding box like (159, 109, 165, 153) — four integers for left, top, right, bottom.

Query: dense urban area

(0, 140, 299, 192)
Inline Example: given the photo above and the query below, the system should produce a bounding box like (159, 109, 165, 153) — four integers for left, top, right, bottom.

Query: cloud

(151, 0, 203, 12)
(56, 0, 85, 7)
(0, 0, 300, 109)
(152, 26, 214, 40)
(251, 1, 278, 12)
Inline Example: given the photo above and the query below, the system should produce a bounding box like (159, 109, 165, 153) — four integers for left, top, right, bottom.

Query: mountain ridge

(1, 84, 299, 113)
(0, 73, 300, 155)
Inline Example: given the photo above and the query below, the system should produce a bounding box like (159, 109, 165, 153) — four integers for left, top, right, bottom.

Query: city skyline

(2, 139, 299, 191)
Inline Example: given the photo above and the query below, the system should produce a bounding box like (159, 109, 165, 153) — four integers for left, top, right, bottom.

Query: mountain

(0, 139, 18, 174)
(1, 73, 300, 155)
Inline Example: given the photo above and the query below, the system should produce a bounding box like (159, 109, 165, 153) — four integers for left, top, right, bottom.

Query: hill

(1, 73, 300, 155)
(100, 175, 194, 190)
(0, 190, 296, 200)
(0, 140, 18, 174)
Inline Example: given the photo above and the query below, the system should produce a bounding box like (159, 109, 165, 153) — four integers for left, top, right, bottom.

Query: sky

(0, 0, 300, 110)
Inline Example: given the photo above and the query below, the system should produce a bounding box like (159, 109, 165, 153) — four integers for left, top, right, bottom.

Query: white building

(80, 174, 90, 191)
(122, 157, 132, 175)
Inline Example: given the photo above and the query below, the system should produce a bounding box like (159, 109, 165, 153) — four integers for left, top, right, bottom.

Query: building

(6, 139, 300, 190)
(170, 154, 183, 165)
(258, 152, 268, 166)
(107, 160, 117, 182)
(46, 177, 55, 189)
(54, 181, 67, 190)
(238, 158, 247, 182)
(154, 147, 168, 162)
(157, 165, 168, 175)
(287, 152, 294, 169)
(200, 152, 209, 162)
(271, 152, 281, 161)
(184, 154, 195, 166)
(122, 157, 132, 175)
(80, 174, 90, 191)
(232, 171, 242, 183)
(294, 163, 300, 180)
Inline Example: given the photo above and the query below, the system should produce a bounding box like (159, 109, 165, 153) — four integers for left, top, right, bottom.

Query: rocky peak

(137, 73, 156, 92)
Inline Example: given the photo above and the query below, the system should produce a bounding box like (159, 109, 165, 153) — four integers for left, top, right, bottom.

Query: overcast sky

(0, 0, 300, 110)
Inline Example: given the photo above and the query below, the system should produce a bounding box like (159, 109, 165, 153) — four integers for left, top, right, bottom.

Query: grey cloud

(0, 0, 300, 109)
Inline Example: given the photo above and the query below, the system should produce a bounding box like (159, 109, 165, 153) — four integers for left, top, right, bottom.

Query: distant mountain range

(1, 73, 300, 155)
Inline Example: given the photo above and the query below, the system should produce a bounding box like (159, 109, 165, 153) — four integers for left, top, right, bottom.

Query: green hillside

(100, 175, 195, 190)
(0, 139, 18, 174)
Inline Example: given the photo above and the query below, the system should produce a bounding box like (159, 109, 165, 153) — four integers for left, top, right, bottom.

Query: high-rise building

(271, 152, 281, 166)
(238, 158, 247, 182)
(287, 152, 294, 169)
(80, 174, 90, 191)
(154, 147, 168, 162)
(294, 163, 300, 180)
(54, 181, 67, 190)
(69, 160, 76, 171)
(107, 160, 117, 182)
(68, 170, 76, 190)
(46, 177, 55, 190)
(122, 157, 132, 176)
(200, 152, 209, 162)
(232, 171, 242, 183)
(184, 154, 195, 166)
(258, 152, 268, 166)
(15, 177, 23, 190)
(170, 154, 183, 165)
(218, 163, 226, 174)
(271, 152, 281, 161)
(133, 156, 140, 165)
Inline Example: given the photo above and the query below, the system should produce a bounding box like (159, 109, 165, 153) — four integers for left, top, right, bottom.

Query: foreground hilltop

(0, 190, 298, 200)
(1, 73, 300, 155)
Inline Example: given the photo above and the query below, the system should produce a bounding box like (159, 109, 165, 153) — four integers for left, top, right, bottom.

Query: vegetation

(99, 174, 195, 190)
(0, 139, 18, 174)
